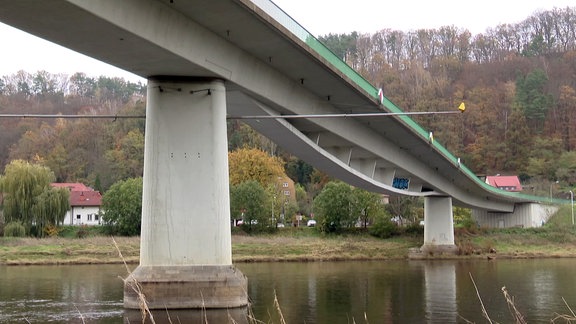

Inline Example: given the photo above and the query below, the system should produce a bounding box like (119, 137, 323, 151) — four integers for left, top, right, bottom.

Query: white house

(51, 183, 102, 226)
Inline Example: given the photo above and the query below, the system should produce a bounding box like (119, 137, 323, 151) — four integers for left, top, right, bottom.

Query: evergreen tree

(515, 69, 553, 132)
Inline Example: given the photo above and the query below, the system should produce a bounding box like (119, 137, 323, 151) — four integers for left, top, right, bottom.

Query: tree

(313, 181, 356, 233)
(105, 129, 144, 180)
(351, 188, 383, 228)
(69, 72, 96, 98)
(295, 183, 310, 215)
(101, 177, 143, 236)
(386, 196, 419, 225)
(555, 151, 576, 186)
(318, 32, 359, 62)
(228, 148, 285, 188)
(32, 187, 70, 237)
(0, 160, 57, 233)
(515, 69, 553, 132)
(230, 180, 268, 230)
(285, 157, 314, 185)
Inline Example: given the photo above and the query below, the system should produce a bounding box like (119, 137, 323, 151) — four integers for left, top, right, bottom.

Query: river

(0, 259, 575, 323)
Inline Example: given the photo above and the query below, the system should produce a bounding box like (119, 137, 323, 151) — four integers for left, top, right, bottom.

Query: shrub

(76, 225, 89, 238)
(58, 226, 78, 238)
(403, 223, 424, 236)
(43, 224, 61, 237)
(369, 219, 399, 239)
(4, 221, 26, 237)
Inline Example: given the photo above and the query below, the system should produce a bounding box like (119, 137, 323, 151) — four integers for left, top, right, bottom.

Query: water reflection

(0, 264, 125, 323)
(1, 260, 576, 323)
(238, 261, 427, 323)
(124, 308, 249, 324)
(423, 262, 457, 323)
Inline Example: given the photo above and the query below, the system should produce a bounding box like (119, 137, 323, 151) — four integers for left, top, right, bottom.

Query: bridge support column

(123, 78, 247, 309)
(421, 197, 457, 254)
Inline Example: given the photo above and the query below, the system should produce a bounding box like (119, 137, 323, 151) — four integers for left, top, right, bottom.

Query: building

(51, 183, 102, 225)
(485, 175, 523, 192)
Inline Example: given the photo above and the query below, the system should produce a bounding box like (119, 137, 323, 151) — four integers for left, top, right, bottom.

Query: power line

(227, 110, 463, 119)
(0, 114, 145, 119)
(0, 109, 463, 120)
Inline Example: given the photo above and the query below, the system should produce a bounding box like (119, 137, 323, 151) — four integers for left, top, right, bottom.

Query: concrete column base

(124, 265, 248, 309)
(419, 244, 458, 255)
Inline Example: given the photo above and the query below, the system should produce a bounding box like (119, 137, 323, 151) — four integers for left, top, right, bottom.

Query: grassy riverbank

(1, 206, 574, 265)
(1, 227, 576, 265)
(0, 231, 422, 265)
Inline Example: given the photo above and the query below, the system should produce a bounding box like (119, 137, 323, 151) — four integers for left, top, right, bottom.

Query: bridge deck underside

(0, 0, 539, 212)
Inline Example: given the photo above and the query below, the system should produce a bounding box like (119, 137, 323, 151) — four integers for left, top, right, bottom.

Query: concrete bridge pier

(421, 196, 457, 254)
(123, 78, 248, 309)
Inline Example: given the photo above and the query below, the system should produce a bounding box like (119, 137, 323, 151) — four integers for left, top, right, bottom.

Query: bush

(403, 223, 424, 236)
(240, 223, 278, 234)
(369, 219, 399, 239)
(4, 221, 26, 237)
(43, 224, 60, 237)
(76, 225, 89, 238)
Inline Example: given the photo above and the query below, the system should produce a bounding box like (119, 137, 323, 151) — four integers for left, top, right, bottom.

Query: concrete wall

(473, 203, 558, 228)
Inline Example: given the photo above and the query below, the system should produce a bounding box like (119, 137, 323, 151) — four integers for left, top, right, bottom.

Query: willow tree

(32, 187, 70, 236)
(0, 160, 63, 234)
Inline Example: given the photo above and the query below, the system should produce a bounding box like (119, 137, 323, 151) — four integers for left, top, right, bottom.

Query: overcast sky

(0, 0, 573, 82)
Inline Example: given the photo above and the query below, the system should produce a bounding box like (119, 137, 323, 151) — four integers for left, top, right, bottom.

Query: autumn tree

(105, 129, 145, 180)
(228, 148, 285, 188)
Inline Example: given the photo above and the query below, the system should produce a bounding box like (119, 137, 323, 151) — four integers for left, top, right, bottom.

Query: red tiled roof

(486, 176, 523, 191)
(51, 183, 101, 207)
(51, 182, 91, 192)
(70, 190, 102, 207)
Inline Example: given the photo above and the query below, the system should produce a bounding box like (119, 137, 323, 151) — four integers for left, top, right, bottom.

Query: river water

(0, 259, 575, 323)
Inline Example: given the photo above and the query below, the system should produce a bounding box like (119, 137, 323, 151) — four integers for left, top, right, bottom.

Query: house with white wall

(51, 183, 102, 225)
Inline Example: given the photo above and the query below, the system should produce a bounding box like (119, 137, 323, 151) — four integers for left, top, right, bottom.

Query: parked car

(307, 219, 316, 227)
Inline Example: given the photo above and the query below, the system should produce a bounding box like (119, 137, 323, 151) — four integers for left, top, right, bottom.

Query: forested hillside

(0, 71, 146, 191)
(0, 7, 575, 197)
(320, 7, 576, 195)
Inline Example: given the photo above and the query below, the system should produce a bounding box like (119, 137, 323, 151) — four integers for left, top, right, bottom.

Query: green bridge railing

(253, 0, 569, 205)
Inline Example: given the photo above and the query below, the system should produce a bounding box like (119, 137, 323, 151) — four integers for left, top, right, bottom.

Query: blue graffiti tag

(392, 177, 410, 190)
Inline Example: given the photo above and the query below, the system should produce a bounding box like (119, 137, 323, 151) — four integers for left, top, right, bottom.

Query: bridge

(0, 0, 562, 310)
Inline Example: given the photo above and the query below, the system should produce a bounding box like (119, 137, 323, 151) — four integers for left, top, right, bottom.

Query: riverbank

(2, 226, 576, 265)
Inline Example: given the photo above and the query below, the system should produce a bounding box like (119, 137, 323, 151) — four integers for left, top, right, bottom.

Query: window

(282, 182, 289, 188)
(94, 214, 99, 221)
(87, 214, 92, 221)
(284, 190, 290, 196)
(76, 214, 81, 219)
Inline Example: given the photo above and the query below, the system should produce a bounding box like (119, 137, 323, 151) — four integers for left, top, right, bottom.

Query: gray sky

(0, 0, 573, 82)
(273, 0, 574, 36)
